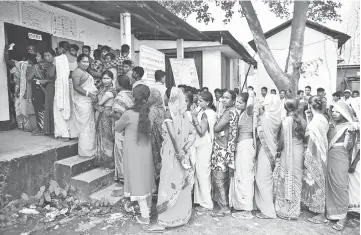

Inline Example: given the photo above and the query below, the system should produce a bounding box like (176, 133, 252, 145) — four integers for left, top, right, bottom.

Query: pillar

(176, 38, 184, 59)
(120, 12, 132, 57)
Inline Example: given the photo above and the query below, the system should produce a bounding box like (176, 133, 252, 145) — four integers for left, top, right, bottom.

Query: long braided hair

(132, 84, 151, 143)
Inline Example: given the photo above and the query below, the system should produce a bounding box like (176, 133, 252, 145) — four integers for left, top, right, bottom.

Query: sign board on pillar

(139, 45, 165, 85)
(170, 58, 200, 89)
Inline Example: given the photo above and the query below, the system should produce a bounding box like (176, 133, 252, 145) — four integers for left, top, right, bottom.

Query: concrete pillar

(176, 39, 184, 59)
(120, 12, 132, 56)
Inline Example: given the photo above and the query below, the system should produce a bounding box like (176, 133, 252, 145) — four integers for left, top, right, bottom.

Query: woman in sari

(114, 84, 155, 225)
(148, 88, 165, 181)
(349, 98, 360, 214)
(255, 94, 282, 219)
(326, 101, 356, 231)
(191, 91, 217, 212)
(274, 99, 306, 220)
(27, 50, 56, 135)
(4, 46, 35, 132)
(111, 75, 133, 185)
(71, 54, 98, 157)
(144, 87, 196, 232)
(230, 90, 255, 219)
(94, 70, 117, 165)
(302, 96, 329, 224)
(211, 90, 239, 217)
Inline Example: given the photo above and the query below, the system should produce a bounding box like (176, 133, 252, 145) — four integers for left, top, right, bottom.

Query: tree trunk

(285, 1, 310, 95)
(239, 0, 289, 90)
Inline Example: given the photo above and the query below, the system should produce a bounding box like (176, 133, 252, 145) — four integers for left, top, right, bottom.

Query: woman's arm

(214, 110, 230, 133)
(344, 130, 356, 151)
(246, 92, 255, 116)
(26, 66, 35, 81)
(72, 70, 97, 101)
(98, 92, 114, 106)
(193, 113, 208, 137)
(4, 46, 16, 67)
(114, 111, 129, 133)
(277, 126, 284, 153)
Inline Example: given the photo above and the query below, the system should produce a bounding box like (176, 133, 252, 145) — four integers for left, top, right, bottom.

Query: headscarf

(263, 94, 282, 121)
(332, 101, 355, 123)
(168, 87, 190, 149)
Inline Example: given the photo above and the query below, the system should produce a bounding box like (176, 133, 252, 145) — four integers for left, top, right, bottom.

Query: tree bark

(285, 1, 310, 94)
(239, 0, 289, 90)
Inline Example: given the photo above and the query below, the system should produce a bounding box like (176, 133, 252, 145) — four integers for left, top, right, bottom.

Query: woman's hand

(89, 93, 97, 102)
(191, 109, 198, 118)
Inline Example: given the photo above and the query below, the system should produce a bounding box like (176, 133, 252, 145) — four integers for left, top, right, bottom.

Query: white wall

(133, 39, 221, 51)
(254, 26, 338, 101)
(0, 1, 123, 121)
(202, 50, 222, 93)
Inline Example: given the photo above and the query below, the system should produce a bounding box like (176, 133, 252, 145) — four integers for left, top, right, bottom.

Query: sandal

(132, 215, 150, 225)
(143, 224, 166, 233)
(256, 213, 274, 219)
(332, 219, 347, 231)
(212, 209, 231, 217)
(308, 214, 328, 224)
(232, 211, 254, 220)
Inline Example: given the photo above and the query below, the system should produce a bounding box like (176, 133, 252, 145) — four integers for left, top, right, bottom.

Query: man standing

(150, 70, 167, 107)
(103, 44, 132, 76)
(270, 89, 276, 95)
(82, 45, 93, 65)
(131, 66, 145, 89)
(343, 89, 353, 105)
(304, 86, 312, 102)
(352, 90, 359, 98)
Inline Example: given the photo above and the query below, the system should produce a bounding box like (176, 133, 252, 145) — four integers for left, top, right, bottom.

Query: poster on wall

(53, 13, 77, 39)
(139, 45, 165, 84)
(21, 2, 52, 33)
(170, 58, 200, 89)
(0, 2, 20, 24)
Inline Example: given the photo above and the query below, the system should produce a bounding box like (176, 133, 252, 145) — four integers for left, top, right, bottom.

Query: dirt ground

(4, 208, 359, 235)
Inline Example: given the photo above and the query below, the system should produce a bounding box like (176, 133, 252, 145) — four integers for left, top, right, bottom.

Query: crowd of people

(4, 42, 360, 232)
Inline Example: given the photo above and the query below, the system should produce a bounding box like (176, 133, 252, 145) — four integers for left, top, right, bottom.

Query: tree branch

(285, 0, 310, 91)
(239, 0, 289, 90)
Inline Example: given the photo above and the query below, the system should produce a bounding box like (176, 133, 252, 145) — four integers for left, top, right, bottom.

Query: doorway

(0, 23, 52, 131)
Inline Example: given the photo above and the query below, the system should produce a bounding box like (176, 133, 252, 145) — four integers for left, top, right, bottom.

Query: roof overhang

(44, 1, 210, 41)
(248, 19, 351, 52)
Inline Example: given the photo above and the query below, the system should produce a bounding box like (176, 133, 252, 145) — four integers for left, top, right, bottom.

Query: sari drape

(70, 69, 97, 157)
(274, 116, 304, 219)
(95, 86, 117, 164)
(54, 54, 71, 138)
(148, 89, 165, 180)
(112, 90, 133, 180)
(157, 88, 195, 227)
(255, 94, 282, 218)
(301, 112, 329, 213)
(349, 98, 360, 212)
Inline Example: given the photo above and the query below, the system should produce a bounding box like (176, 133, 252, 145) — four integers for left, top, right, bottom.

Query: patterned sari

(157, 88, 196, 227)
(95, 85, 117, 164)
(274, 116, 305, 219)
(148, 89, 165, 180)
(112, 90, 133, 180)
(301, 112, 329, 213)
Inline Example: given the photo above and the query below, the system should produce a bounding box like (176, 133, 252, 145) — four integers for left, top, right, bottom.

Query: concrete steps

(70, 167, 115, 201)
(54, 155, 95, 188)
(89, 183, 124, 205)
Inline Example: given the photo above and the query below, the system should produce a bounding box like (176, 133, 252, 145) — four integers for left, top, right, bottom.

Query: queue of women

(4, 43, 360, 233)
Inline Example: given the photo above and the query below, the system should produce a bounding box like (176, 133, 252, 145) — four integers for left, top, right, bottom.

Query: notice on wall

(170, 58, 200, 88)
(139, 45, 165, 84)
(28, 32, 42, 41)
(0, 2, 20, 24)
(21, 2, 51, 33)
(53, 13, 77, 39)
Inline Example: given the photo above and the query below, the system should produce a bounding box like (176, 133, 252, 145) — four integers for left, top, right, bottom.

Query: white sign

(139, 45, 165, 84)
(28, 32, 42, 41)
(53, 13, 77, 39)
(0, 2, 20, 24)
(22, 2, 51, 33)
(170, 58, 200, 89)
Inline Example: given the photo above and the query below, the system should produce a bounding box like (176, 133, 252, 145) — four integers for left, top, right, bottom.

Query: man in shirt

(82, 45, 93, 65)
(304, 85, 312, 103)
(270, 89, 277, 95)
(150, 70, 167, 107)
(352, 90, 359, 98)
(132, 66, 145, 89)
(123, 60, 133, 84)
(103, 44, 132, 76)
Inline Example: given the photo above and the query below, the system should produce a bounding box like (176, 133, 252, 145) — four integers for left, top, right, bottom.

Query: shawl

(15, 61, 29, 115)
(306, 112, 329, 163)
(350, 97, 360, 122)
(149, 88, 165, 127)
(112, 90, 133, 115)
(282, 116, 293, 201)
(257, 94, 282, 170)
(55, 54, 71, 120)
